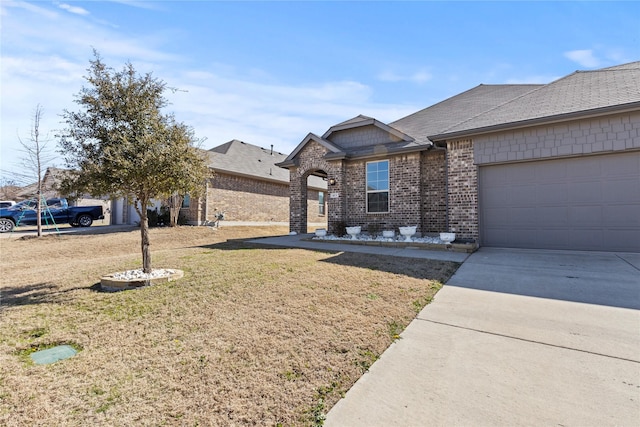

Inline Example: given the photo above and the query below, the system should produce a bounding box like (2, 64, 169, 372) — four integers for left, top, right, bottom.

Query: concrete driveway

(326, 247, 640, 426)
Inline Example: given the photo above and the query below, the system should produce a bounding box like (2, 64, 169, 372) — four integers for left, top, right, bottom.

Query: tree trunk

(168, 193, 183, 227)
(36, 197, 42, 237)
(134, 198, 152, 274)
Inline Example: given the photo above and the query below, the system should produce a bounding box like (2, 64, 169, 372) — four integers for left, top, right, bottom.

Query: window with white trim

(366, 160, 389, 213)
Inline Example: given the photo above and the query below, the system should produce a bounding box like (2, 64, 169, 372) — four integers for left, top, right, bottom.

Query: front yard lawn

(0, 226, 459, 425)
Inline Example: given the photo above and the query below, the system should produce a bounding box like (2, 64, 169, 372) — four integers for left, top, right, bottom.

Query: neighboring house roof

(430, 61, 640, 140)
(17, 167, 69, 199)
(206, 139, 326, 189)
(391, 84, 542, 144)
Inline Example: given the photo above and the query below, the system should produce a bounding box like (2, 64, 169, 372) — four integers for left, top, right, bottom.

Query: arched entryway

(291, 168, 330, 234)
(290, 163, 344, 235)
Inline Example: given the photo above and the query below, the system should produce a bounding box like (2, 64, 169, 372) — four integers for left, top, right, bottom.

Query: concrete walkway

(248, 235, 640, 425)
(324, 248, 640, 426)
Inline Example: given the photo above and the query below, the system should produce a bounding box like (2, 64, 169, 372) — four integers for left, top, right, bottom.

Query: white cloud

(377, 69, 432, 84)
(57, 3, 90, 16)
(0, 1, 418, 176)
(564, 49, 601, 68)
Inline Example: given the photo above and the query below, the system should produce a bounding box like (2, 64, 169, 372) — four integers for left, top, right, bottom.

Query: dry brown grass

(0, 226, 459, 426)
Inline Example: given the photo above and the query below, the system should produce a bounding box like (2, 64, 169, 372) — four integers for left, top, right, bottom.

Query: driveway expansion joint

(416, 317, 640, 364)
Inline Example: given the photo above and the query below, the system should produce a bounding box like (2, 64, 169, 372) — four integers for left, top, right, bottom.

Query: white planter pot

(399, 226, 417, 242)
(440, 232, 456, 244)
(346, 226, 361, 240)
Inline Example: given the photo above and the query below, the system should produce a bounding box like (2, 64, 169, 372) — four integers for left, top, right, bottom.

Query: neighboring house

(16, 167, 112, 224)
(16, 167, 68, 200)
(277, 62, 640, 252)
(112, 140, 327, 227)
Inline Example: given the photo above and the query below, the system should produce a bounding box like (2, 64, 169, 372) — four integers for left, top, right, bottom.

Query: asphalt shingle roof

(390, 84, 542, 144)
(206, 140, 326, 189)
(205, 140, 289, 183)
(434, 61, 640, 138)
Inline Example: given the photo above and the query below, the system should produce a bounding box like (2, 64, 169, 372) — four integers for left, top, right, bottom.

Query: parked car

(0, 198, 104, 232)
(0, 200, 16, 208)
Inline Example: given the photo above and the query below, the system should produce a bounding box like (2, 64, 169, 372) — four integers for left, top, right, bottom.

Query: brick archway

(288, 141, 344, 234)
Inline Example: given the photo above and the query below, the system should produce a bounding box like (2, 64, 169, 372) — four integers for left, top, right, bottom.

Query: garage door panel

(602, 152, 639, 175)
(483, 208, 507, 227)
(567, 181, 602, 203)
(537, 206, 569, 226)
(569, 205, 603, 224)
(608, 230, 640, 252)
(480, 152, 640, 251)
(570, 231, 604, 250)
(603, 204, 640, 225)
(535, 161, 567, 181)
(567, 157, 601, 177)
(602, 179, 640, 201)
(536, 229, 570, 248)
(509, 185, 537, 204)
(481, 167, 507, 186)
(537, 183, 568, 203)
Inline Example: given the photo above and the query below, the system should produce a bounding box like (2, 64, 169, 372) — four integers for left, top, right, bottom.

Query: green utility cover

(30, 345, 78, 365)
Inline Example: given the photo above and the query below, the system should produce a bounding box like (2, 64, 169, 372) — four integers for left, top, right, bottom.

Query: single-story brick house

(113, 140, 327, 227)
(277, 62, 640, 252)
(181, 139, 327, 225)
(17, 167, 112, 224)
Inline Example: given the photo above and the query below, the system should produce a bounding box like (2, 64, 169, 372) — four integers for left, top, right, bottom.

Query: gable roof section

(276, 133, 344, 168)
(431, 61, 640, 140)
(390, 84, 542, 144)
(322, 114, 414, 142)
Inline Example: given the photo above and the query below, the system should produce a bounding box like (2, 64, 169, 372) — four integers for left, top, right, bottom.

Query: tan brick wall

(180, 172, 323, 225)
(343, 153, 424, 234)
(421, 149, 447, 233)
(446, 139, 478, 240)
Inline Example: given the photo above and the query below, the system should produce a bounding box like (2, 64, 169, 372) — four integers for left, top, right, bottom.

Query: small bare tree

(17, 104, 54, 237)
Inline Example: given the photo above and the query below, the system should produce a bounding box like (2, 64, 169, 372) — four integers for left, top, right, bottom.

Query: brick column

(446, 139, 478, 240)
(289, 167, 307, 234)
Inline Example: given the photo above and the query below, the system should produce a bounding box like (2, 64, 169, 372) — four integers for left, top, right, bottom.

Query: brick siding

(288, 140, 338, 233)
(446, 139, 478, 240)
(180, 172, 324, 225)
(421, 149, 447, 232)
(343, 153, 425, 234)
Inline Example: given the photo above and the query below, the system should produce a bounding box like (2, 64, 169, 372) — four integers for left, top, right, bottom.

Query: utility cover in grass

(30, 345, 78, 365)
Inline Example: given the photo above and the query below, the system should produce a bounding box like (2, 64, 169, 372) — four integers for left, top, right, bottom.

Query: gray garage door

(479, 152, 640, 252)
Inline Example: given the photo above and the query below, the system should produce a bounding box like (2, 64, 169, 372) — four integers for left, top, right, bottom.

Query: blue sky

(1, 1, 639, 180)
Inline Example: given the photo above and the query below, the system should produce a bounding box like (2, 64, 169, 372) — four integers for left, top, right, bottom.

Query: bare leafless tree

(17, 104, 54, 237)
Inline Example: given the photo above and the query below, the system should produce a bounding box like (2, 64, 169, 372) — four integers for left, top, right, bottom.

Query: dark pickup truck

(0, 198, 104, 233)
